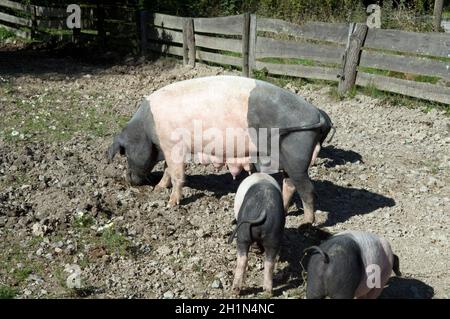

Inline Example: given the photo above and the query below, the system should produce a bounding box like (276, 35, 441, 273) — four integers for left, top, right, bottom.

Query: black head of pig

(107, 100, 162, 185)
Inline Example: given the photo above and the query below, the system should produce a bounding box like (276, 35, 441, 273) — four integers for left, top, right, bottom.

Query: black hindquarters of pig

(229, 182, 285, 295)
(304, 236, 364, 299)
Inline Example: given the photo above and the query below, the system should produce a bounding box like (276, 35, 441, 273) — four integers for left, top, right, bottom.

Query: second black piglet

(229, 173, 285, 295)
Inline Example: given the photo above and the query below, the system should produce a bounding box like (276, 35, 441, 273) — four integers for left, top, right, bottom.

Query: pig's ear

(303, 246, 330, 264)
(107, 135, 125, 163)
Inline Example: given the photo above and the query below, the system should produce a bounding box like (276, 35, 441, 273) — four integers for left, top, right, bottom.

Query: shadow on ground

(380, 277, 434, 299)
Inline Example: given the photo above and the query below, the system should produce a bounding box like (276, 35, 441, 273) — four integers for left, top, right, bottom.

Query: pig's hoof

(154, 184, 168, 192)
(167, 194, 181, 207)
(232, 286, 241, 296)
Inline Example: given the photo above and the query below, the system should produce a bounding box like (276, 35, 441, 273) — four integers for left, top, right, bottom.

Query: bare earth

(0, 46, 449, 299)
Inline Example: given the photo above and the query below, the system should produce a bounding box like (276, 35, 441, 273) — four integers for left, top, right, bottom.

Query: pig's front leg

(166, 159, 185, 207)
(282, 177, 296, 213)
(155, 162, 172, 190)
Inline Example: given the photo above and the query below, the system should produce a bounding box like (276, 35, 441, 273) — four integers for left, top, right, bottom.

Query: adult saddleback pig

(107, 75, 333, 224)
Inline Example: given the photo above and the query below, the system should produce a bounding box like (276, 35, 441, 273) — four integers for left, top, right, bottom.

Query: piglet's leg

(282, 177, 296, 213)
(155, 162, 172, 190)
(232, 253, 248, 295)
(263, 259, 275, 293)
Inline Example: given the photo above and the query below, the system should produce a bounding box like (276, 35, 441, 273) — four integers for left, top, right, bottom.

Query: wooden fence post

(97, 1, 106, 46)
(72, 27, 81, 44)
(30, 5, 37, 40)
(248, 14, 257, 77)
(433, 0, 444, 32)
(183, 18, 195, 67)
(242, 13, 251, 77)
(338, 23, 368, 94)
(139, 10, 148, 55)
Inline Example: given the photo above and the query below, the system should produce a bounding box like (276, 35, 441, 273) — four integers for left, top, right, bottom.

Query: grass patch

(73, 212, 95, 229)
(359, 67, 440, 84)
(259, 57, 316, 66)
(0, 82, 129, 144)
(13, 267, 33, 283)
(0, 285, 17, 299)
(0, 27, 15, 41)
(101, 227, 130, 256)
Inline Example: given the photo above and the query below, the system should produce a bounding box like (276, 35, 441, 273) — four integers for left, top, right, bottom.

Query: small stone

(211, 279, 222, 289)
(163, 291, 174, 299)
(419, 186, 428, 193)
(32, 223, 44, 237)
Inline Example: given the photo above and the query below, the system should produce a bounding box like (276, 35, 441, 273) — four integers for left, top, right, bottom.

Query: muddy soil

(0, 44, 448, 299)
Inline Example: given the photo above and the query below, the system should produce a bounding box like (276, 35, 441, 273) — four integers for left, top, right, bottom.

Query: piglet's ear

(107, 135, 124, 164)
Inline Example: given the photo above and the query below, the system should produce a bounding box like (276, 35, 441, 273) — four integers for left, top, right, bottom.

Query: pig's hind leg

(232, 243, 250, 295)
(262, 245, 279, 293)
(280, 131, 317, 224)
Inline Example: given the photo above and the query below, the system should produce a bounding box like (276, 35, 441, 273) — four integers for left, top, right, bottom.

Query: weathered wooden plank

(356, 72, 450, 104)
(139, 10, 148, 55)
(257, 18, 348, 44)
(148, 41, 184, 57)
(256, 36, 344, 64)
(195, 33, 242, 53)
(338, 23, 368, 94)
(242, 13, 250, 76)
(196, 50, 242, 67)
(0, 0, 29, 12)
(255, 61, 339, 82)
(365, 28, 450, 58)
(151, 13, 183, 30)
(194, 14, 243, 35)
(35, 18, 96, 30)
(360, 50, 450, 81)
(0, 22, 30, 38)
(34, 6, 66, 18)
(248, 14, 257, 75)
(183, 18, 195, 67)
(0, 11, 30, 27)
(148, 27, 183, 44)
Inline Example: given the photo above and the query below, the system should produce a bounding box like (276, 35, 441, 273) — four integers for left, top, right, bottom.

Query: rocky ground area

(0, 43, 448, 299)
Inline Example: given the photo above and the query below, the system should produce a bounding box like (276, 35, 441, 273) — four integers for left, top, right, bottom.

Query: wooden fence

(1, 1, 448, 104)
(142, 13, 450, 104)
(0, 0, 139, 52)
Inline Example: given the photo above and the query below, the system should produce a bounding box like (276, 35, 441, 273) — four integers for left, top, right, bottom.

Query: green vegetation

(0, 81, 129, 144)
(358, 67, 441, 84)
(101, 227, 131, 256)
(145, 0, 438, 31)
(0, 285, 17, 299)
(0, 27, 15, 41)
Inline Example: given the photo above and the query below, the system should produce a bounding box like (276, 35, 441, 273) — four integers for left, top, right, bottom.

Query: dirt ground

(0, 43, 448, 299)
